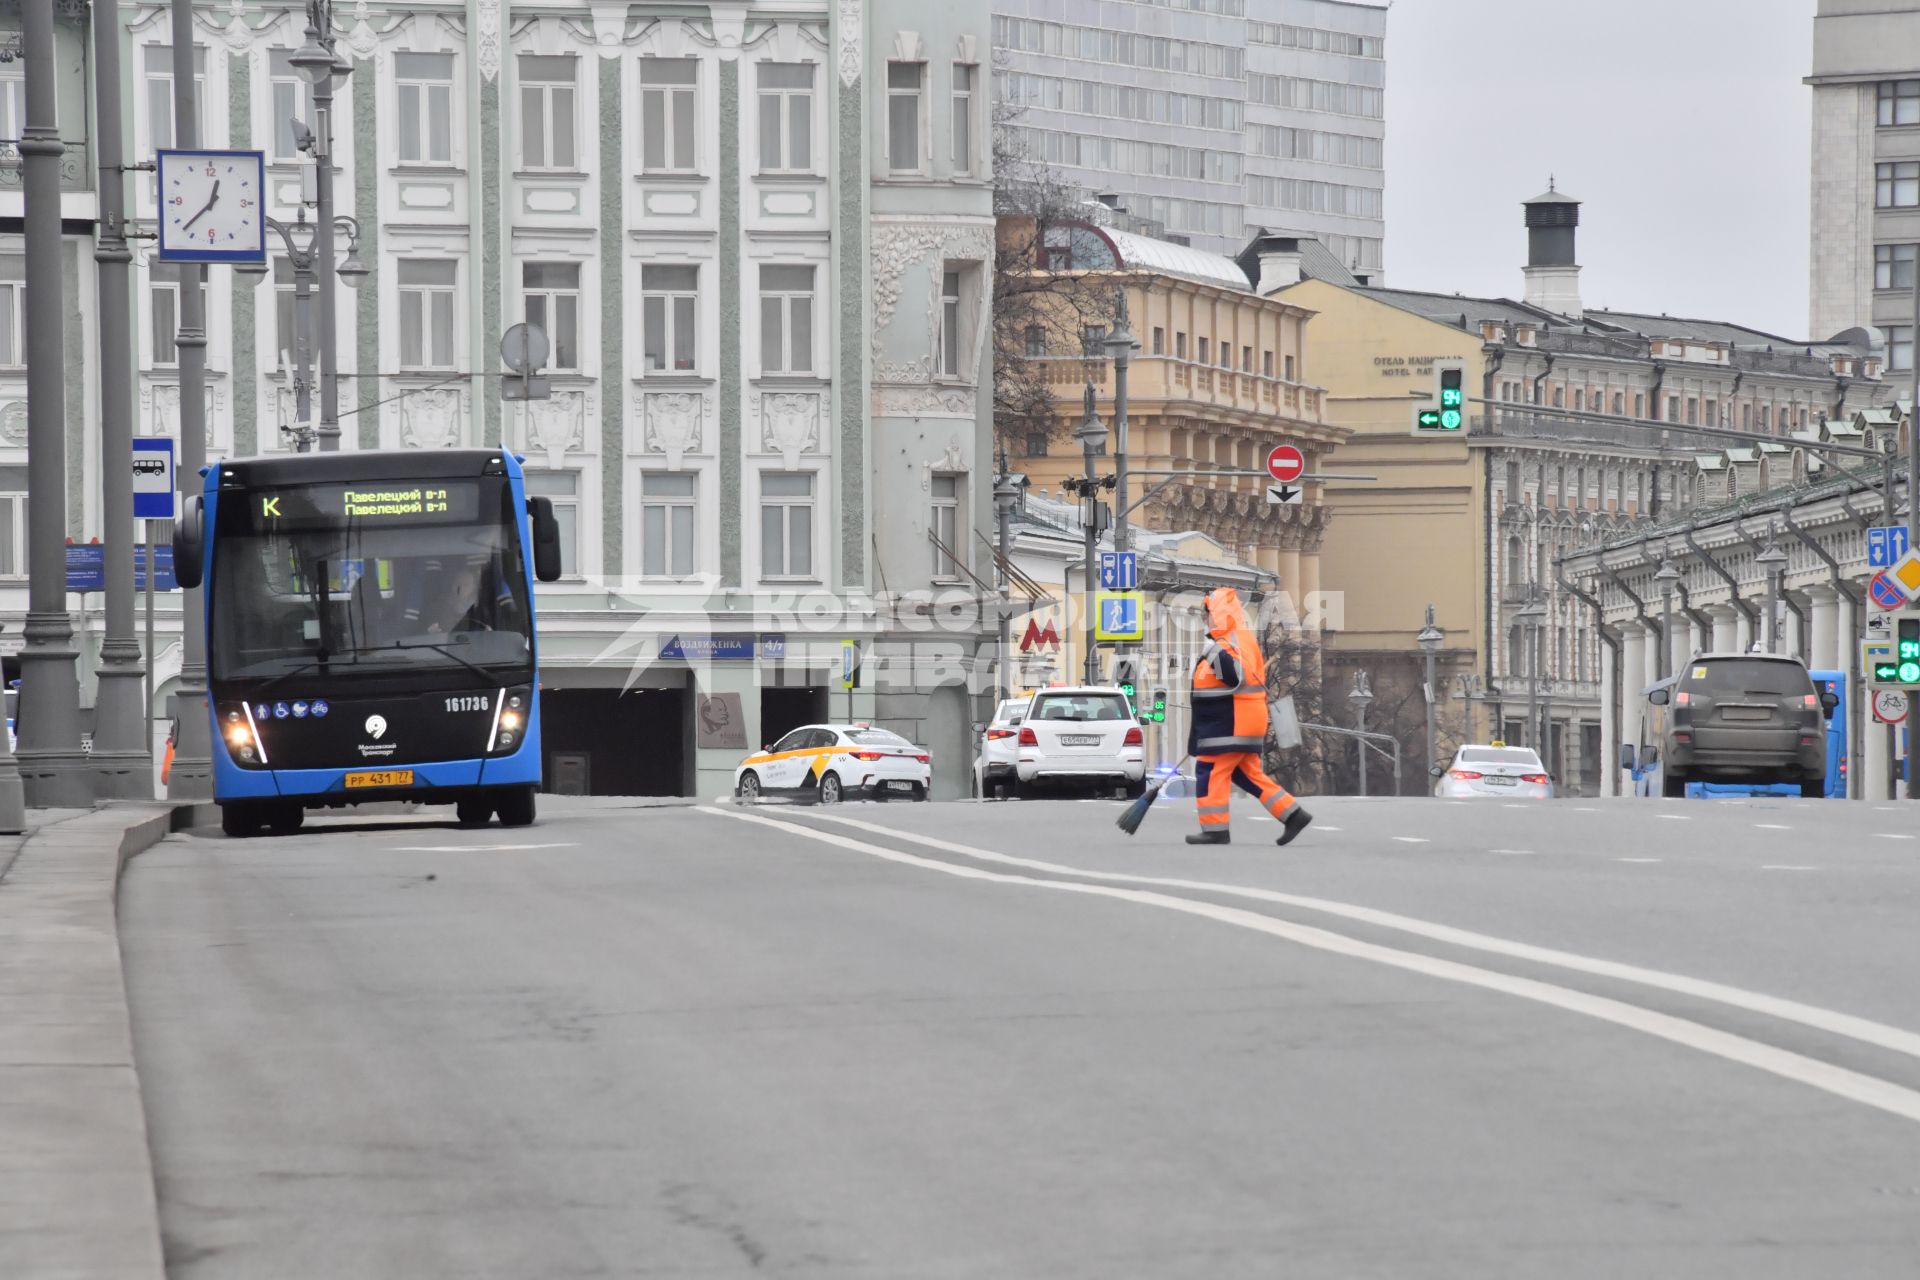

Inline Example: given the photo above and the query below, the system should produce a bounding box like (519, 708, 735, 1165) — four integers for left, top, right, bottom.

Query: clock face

(157, 149, 266, 263)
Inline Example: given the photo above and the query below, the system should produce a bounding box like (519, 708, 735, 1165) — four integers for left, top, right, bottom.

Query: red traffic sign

(1870, 571, 1907, 611)
(1266, 444, 1306, 484)
(1875, 688, 1910, 725)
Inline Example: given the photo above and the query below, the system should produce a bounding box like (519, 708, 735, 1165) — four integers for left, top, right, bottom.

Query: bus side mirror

(1619, 744, 1636, 772)
(528, 496, 563, 583)
(1643, 745, 1660, 766)
(171, 495, 204, 590)
(1820, 690, 1840, 714)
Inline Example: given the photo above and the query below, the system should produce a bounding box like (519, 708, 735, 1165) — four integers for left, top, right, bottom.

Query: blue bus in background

(1685, 668, 1847, 799)
(174, 450, 564, 837)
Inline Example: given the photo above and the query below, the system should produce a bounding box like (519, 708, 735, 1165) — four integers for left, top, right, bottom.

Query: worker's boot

(1276, 806, 1314, 847)
(1185, 829, 1230, 846)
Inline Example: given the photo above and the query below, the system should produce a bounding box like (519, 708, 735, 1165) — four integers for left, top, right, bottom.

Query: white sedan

(1432, 744, 1554, 799)
(735, 723, 931, 804)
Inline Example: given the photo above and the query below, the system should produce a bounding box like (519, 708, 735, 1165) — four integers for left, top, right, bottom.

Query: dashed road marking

(390, 842, 579, 852)
(1754, 823, 1792, 830)
(1490, 849, 1535, 856)
(713, 807, 1920, 1126)
(1763, 865, 1817, 872)
(1658, 814, 1691, 821)
(1391, 836, 1429, 844)
(1875, 833, 1916, 841)
(1616, 857, 1662, 863)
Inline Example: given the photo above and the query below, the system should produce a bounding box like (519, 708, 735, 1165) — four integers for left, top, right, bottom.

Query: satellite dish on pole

(500, 322, 550, 376)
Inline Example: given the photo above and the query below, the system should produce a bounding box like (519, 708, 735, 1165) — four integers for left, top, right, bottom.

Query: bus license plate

(345, 769, 414, 789)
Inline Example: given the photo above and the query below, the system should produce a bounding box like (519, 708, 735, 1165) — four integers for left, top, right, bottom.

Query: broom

(1116, 756, 1191, 836)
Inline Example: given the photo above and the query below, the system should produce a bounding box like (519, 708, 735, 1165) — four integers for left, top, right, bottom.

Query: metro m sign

(1020, 617, 1061, 653)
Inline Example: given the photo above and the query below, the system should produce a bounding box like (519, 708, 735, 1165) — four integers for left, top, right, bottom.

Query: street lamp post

(238, 214, 368, 451)
(1348, 670, 1374, 797)
(1654, 559, 1681, 683)
(1103, 291, 1135, 554)
(290, 2, 351, 451)
(1516, 592, 1547, 753)
(1417, 604, 1445, 793)
(993, 468, 1021, 706)
(1453, 673, 1482, 746)
(1074, 385, 1107, 684)
(1755, 534, 1788, 656)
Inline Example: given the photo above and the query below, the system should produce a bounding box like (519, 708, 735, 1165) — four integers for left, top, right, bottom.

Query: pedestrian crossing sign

(1094, 592, 1145, 642)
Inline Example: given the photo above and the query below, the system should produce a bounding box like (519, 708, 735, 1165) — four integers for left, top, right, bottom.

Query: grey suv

(1646, 654, 1837, 799)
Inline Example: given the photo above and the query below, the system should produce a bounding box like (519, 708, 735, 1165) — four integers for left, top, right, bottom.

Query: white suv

(971, 697, 1028, 799)
(1013, 687, 1147, 799)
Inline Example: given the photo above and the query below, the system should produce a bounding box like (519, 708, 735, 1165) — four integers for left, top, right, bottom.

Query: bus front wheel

(496, 786, 537, 828)
(455, 798, 493, 827)
(267, 804, 304, 836)
(220, 804, 261, 839)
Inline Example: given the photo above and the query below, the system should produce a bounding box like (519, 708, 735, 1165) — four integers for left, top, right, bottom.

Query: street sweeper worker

(1187, 586, 1312, 847)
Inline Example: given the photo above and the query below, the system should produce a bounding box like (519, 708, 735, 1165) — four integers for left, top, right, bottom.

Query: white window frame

(755, 62, 814, 174)
(268, 49, 315, 163)
(950, 62, 977, 174)
(0, 482, 25, 580)
(938, 267, 965, 379)
(1877, 161, 1920, 209)
(930, 474, 963, 580)
(1879, 79, 1920, 128)
(517, 54, 579, 173)
(522, 470, 581, 578)
(397, 259, 458, 371)
(759, 471, 818, 582)
(886, 62, 926, 175)
(0, 257, 23, 368)
(395, 51, 455, 166)
(272, 256, 298, 369)
(640, 264, 699, 375)
(1891, 325, 1914, 374)
(149, 270, 180, 368)
(522, 262, 582, 374)
(1876, 242, 1917, 291)
(141, 45, 205, 156)
(0, 68, 22, 159)
(639, 58, 699, 174)
(639, 471, 698, 579)
(758, 264, 815, 376)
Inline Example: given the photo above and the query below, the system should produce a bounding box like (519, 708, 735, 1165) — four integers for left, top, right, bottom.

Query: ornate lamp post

(1417, 604, 1446, 791)
(237, 213, 368, 451)
(1348, 670, 1374, 797)
(1073, 386, 1107, 684)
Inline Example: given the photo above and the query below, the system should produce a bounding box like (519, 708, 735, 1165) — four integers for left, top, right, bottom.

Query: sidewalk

(0, 803, 191, 1280)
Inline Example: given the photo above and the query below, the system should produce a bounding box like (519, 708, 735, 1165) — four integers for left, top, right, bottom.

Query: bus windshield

(209, 475, 534, 686)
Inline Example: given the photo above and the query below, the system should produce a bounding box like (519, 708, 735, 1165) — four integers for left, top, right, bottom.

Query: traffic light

(1870, 611, 1920, 687)
(1413, 362, 1468, 435)
(1113, 655, 1139, 705)
(1149, 689, 1167, 723)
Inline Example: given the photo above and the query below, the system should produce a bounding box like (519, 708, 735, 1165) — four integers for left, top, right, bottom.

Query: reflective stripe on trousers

(1196, 752, 1297, 829)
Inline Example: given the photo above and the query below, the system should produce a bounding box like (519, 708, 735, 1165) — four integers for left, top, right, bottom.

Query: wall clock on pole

(155, 149, 269, 264)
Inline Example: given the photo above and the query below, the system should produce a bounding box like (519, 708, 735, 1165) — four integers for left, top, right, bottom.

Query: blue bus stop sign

(132, 438, 176, 521)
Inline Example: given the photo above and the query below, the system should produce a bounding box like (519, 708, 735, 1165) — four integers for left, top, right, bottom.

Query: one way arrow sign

(1265, 483, 1304, 506)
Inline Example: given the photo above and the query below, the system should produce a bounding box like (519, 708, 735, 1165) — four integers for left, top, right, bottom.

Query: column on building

(1710, 605, 1738, 654)
(1837, 588, 1869, 800)
(1620, 622, 1647, 752)
(1598, 635, 1618, 798)
(1808, 586, 1840, 671)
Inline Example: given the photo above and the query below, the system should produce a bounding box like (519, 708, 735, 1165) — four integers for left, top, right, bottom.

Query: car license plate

(1060, 734, 1101, 746)
(886, 780, 914, 792)
(1483, 775, 1516, 786)
(345, 769, 414, 789)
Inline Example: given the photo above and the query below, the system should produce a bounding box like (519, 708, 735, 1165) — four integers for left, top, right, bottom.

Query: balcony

(0, 139, 93, 193)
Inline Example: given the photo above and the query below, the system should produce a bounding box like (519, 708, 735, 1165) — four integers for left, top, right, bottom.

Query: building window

(0, 64, 22, 157)
(1573, 389, 1584, 411)
(641, 265, 698, 373)
(760, 472, 815, 579)
(1703, 398, 1717, 426)
(143, 45, 206, 154)
(639, 58, 698, 172)
(268, 49, 314, 162)
(523, 471, 580, 576)
(1876, 243, 1917, 290)
(150, 266, 180, 367)
(1612, 391, 1624, 415)
(1175, 332, 1187, 360)
(395, 52, 455, 165)
(1241, 345, 1252, 373)
(0, 256, 22, 367)
(759, 264, 815, 375)
(1634, 392, 1645, 418)
(1879, 80, 1920, 127)
(1891, 325, 1915, 374)
(1196, 336, 1210, 365)
(1686, 397, 1698, 425)
(931, 474, 962, 578)
(397, 260, 457, 369)
(522, 262, 581, 373)
(518, 55, 577, 171)
(1741, 402, 1751, 430)
(273, 257, 298, 367)
(757, 62, 814, 173)
(1551, 385, 1563, 408)
(1151, 327, 1165, 355)
(1666, 395, 1680, 421)
(951, 63, 976, 173)
(1219, 343, 1231, 369)
(639, 472, 696, 578)
(887, 62, 925, 173)
(1760, 404, 1772, 431)
(1025, 431, 1049, 457)
(939, 267, 964, 378)
(1024, 325, 1045, 358)
(0, 469, 24, 579)
(1877, 161, 1920, 208)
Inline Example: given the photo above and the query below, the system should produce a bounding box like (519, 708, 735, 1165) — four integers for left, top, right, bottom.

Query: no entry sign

(1266, 445, 1306, 484)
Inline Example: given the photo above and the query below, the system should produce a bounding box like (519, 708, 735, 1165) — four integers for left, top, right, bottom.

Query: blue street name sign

(1098, 550, 1138, 591)
(1869, 525, 1911, 569)
(661, 634, 784, 661)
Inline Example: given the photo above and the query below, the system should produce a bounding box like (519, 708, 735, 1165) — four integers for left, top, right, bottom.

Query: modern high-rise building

(992, 0, 1386, 276)
(1807, 0, 1920, 369)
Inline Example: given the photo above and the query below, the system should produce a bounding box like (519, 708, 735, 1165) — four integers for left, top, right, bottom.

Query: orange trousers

(1195, 753, 1297, 829)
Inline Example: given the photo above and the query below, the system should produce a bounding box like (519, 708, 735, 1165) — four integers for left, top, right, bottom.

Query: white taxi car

(1014, 686, 1147, 799)
(735, 723, 932, 804)
(1432, 744, 1554, 799)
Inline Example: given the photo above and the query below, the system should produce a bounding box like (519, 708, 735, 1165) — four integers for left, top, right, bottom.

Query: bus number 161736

(446, 695, 492, 713)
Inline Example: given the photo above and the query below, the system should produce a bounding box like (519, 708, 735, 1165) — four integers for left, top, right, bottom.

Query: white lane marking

(1317, 826, 1343, 832)
(1490, 849, 1536, 856)
(1875, 833, 1916, 841)
(1754, 824, 1792, 830)
(1763, 865, 1817, 872)
(1877, 806, 1903, 813)
(788, 810, 1920, 1067)
(1503, 804, 1529, 810)
(709, 807, 1920, 1126)
(1391, 836, 1428, 844)
(1658, 814, 1692, 821)
(1572, 807, 1599, 812)
(390, 842, 579, 852)
(1616, 857, 1662, 864)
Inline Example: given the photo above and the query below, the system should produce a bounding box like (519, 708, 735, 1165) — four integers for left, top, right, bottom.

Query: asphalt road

(120, 792, 1920, 1279)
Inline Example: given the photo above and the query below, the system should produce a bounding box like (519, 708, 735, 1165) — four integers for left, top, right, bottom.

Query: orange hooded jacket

(1189, 587, 1269, 754)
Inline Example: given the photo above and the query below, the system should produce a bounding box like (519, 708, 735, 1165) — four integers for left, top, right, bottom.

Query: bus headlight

(219, 704, 268, 766)
(488, 686, 533, 755)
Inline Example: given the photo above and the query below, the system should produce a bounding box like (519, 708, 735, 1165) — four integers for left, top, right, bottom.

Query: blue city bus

(173, 450, 563, 837)
(1685, 668, 1847, 800)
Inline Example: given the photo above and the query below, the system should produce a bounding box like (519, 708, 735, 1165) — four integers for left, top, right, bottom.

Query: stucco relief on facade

(868, 220, 992, 380)
(0, 402, 25, 446)
(475, 0, 501, 79)
(524, 389, 589, 470)
(399, 388, 463, 449)
(871, 386, 975, 419)
(836, 0, 861, 85)
(142, 384, 219, 445)
(640, 390, 704, 469)
(761, 392, 821, 469)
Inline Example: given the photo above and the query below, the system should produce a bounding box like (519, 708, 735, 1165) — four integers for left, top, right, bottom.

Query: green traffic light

(1440, 409, 1463, 430)
(1901, 662, 1920, 684)
(1417, 410, 1442, 429)
(1440, 388, 1463, 408)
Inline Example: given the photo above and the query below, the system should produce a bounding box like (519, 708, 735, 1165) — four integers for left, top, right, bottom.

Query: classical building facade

(1808, 0, 1920, 352)
(991, 0, 1387, 273)
(0, 0, 997, 799)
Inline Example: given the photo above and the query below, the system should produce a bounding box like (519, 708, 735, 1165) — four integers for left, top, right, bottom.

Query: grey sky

(1383, 0, 1818, 339)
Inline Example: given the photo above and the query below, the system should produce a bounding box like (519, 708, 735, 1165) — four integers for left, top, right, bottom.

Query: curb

(0, 802, 195, 1280)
